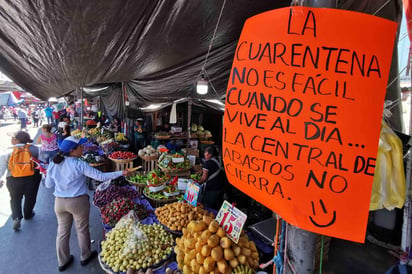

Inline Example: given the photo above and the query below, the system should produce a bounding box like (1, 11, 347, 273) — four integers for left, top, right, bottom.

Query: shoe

(58, 255, 74, 272)
(24, 211, 35, 220)
(80, 250, 97, 266)
(13, 218, 21, 231)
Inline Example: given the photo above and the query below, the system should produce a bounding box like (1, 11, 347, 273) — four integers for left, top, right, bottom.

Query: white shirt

(45, 157, 122, 198)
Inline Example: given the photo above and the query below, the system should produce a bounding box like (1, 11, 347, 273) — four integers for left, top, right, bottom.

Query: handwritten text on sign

(222, 7, 397, 242)
(215, 201, 247, 243)
(184, 182, 200, 207)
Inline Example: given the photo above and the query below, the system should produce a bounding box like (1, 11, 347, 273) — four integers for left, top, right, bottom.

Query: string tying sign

(223, 7, 397, 242)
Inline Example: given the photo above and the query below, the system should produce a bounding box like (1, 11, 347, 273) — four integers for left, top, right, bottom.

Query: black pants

(6, 173, 41, 220)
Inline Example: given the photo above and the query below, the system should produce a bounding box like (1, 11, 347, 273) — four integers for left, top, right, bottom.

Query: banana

(232, 265, 255, 274)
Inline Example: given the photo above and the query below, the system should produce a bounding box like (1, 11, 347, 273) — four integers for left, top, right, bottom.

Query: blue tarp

(0, 92, 19, 106)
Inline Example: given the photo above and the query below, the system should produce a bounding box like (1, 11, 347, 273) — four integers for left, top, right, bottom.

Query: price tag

(184, 181, 200, 206)
(215, 200, 247, 243)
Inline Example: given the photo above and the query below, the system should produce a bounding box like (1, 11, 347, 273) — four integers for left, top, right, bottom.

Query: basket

(98, 242, 174, 274)
(140, 154, 158, 161)
(125, 171, 149, 195)
(89, 162, 105, 167)
(109, 157, 136, 171)
(109, 157, 136, 163)
(200, 140, 215, 145)
(143, 188, 178, 208)
(159, 166, 192, 174)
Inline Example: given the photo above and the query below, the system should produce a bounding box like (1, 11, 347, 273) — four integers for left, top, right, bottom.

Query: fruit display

(86, 119, 97, 126)
(93, 185, 139, 209)
(81, 151, 104, 164)
(127, 173, 148, 185)
(115, 132, 128, 142)
(158, 154, 192, 171)
(101, 198, 152, 227)
(155, 202, 215, 232)
(100, 216, 174, 273)
(191, 124, 212, 138)
(232, 265, 255, 274)
(174, 218, 259, 274)
(138, 145, 159, 160)
(110, 151, 137, 160)
(155, 131, 171, 139)
(88, 127, 100, 136)
(190, 173, 202, 182)
(146, 169, 171, 187)
(71, 129, 82, 138)
(143, 187, 182, 201)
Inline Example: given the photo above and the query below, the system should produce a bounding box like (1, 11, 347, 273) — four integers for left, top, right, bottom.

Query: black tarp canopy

(0, 0, 405, 128)
(0, 0, 291, 103)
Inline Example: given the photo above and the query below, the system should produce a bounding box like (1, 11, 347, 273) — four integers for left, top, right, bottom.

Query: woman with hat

(45, 136, 129, 272)
(0, 131, 41, 231)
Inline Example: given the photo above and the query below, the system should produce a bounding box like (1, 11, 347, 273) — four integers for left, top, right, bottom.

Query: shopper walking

(45, 137, 129, 271)
(0, 131, 41, 231)
(44, 105, 53, 125)
(17, 107, 28, 130)
(32, 108, 40, 127)
(36, 124, 58, 164)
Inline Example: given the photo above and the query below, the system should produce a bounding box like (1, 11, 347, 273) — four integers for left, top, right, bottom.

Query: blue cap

(59, 136, 87, 153)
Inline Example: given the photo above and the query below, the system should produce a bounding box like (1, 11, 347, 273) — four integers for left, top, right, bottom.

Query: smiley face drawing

(309, 199, 336, 228)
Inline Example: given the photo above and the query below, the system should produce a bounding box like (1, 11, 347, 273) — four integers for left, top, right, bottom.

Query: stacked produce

(190, 173, 202, 182)
(86, 119, 97, 126)
(155, 131, 171, 138)
(100, 216, 174, 273)
(115, 132, 128, 142)
(101, 198, 151, 227)
(81, 151, 103, 164)
(71, 129, 83, 138)
(137, 145, 159, 160)
(88, 127, 100, 136)
(191, 124, 212, 138)
(174, 217, 259, 274)
(155, 202, 215, 232)
(127, 173, 148, 185)
(93, 185, 139, 208)
(109, 151, 137, 160)
(158, 154, 192, 171)
(146, 169, 171, 187)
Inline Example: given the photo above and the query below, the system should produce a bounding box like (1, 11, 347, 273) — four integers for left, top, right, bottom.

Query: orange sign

(223, 7, 397, 242)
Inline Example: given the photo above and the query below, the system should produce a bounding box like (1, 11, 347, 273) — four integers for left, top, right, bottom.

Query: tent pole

(186, 98, 192, 152)
(80, 87, 84, 130)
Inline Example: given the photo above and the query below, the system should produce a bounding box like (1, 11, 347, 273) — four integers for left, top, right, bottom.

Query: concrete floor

(0, 121, 104, 274)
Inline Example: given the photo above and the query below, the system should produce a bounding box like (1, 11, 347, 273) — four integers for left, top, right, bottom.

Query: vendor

(199, 146, 224, 210)
(109, 117, 121, 133)
(133, 118, 145, 151)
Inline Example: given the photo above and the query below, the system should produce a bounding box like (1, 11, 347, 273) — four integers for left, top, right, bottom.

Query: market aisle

(0, 122, 105, 274)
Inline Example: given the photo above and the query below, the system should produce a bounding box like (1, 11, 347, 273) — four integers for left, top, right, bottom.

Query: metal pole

(186, 98, 192, 152)
(80, 87, 84, 130)
(401, 47, 412, 256)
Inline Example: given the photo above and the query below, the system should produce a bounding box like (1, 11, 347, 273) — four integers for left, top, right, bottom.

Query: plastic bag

(96, 180, 111, 192)
(370, 121, 406, 210)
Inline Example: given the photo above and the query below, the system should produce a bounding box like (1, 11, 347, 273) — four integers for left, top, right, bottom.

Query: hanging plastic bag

(96, 180, 111, 192)
(370, 121, 406, 211)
